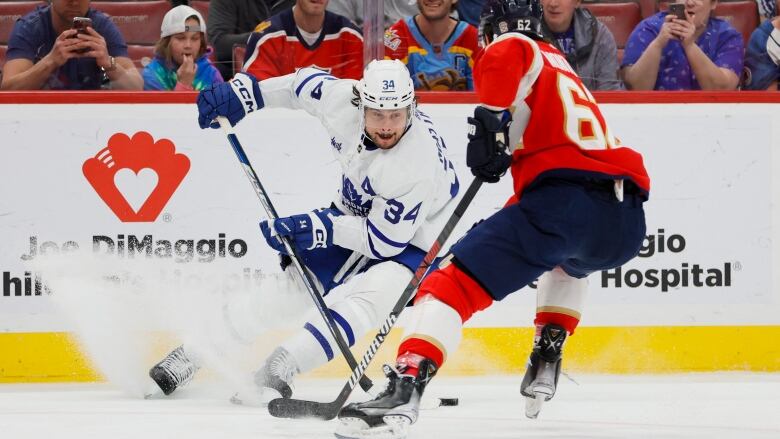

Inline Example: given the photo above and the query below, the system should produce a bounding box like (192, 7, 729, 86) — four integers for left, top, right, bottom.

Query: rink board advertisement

(1, 93, 779, 380)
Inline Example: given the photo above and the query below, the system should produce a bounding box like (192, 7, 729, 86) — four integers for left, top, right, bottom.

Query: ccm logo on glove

(230, 75, 258, 114)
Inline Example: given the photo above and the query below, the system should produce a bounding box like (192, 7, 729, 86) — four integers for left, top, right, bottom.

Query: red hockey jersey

(243, 9, 363, 80)
(474, 32, 650, 199)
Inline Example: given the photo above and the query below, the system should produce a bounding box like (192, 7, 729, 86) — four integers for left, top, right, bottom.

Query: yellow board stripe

(2, 326, 779, 383)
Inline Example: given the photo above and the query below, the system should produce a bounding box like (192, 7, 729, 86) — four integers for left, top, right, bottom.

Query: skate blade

(143, 381, 165, 400)
(524, 389, 552, 419)
(335, 416, 410, 439)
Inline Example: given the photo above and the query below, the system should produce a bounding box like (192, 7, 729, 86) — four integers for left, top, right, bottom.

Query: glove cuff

(229, 73, 264, 115)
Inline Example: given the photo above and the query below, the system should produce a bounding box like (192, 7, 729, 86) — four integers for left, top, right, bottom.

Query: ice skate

(146, 345, 200, 398)
(230, 347, 297, 407)
(336, 359, 436, 439)
(521, 324, 567, 418)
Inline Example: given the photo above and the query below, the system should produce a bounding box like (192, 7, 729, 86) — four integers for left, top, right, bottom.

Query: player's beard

(370, 131, 400, 149)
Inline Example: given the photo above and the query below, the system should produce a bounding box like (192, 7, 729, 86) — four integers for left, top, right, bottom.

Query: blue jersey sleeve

(744, 22, 780, 90)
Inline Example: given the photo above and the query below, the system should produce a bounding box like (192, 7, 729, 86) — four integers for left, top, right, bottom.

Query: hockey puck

(439, 398, 459, 406)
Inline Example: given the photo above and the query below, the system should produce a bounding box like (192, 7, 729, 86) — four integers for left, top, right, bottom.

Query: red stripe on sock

(535, 312, 580, 335)
(397, 338, 444, 376)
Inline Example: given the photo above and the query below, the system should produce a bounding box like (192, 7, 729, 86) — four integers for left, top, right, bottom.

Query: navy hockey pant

(452, 177, 647, 300)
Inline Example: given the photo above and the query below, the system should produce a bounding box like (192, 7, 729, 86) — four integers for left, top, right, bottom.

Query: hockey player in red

(336, 1, 650, 438)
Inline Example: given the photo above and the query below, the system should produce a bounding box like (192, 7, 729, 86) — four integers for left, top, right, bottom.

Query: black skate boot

(521, 323, 567, 418)
(336, 359, 437, 439)
(230, 347, 298, 406)
(147, 345, 200, 397)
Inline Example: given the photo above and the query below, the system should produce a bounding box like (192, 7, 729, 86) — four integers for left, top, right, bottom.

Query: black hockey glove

(466, 106, 513, 183)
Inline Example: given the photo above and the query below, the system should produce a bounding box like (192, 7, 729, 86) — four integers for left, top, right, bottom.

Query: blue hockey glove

(197, 73, 264, 129)
(260, 220, 288, 254)
(466, 106, 513, 183)
(261, 208, 342, 252)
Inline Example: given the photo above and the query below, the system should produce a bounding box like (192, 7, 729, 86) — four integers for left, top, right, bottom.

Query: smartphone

(72, 17, 92, 53)
(668, 3, 686, 20)
(72, 17, 92, 35)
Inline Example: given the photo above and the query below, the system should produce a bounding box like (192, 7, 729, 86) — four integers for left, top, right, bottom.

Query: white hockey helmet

(359, 59, 415, 110)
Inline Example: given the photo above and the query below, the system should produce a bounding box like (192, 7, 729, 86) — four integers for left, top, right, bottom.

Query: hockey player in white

(148, 60, 460, 403)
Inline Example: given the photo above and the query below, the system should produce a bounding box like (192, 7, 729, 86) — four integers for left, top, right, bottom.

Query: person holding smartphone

(1, 0, 143, 90)
(620, 0, 743, 90)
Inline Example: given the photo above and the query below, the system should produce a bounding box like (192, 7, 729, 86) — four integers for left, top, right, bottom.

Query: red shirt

(474, 33, 650, 199)
(244, 9, 363, 80)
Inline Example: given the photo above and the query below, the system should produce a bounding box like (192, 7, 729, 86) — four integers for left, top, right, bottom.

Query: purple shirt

(6, 5, 128, 90)
(621, 12, 743, 90)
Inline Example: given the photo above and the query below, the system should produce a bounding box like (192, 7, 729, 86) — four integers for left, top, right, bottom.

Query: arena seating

(713, 0, 759, 45)
(582, 1, 643, 64)
(0, 43, 7, 71)
(0, 1, 44, 44)
(637, 0, 658, 17)
(232, 44, 246, 77)
(91, 1, 170, 45)
(127, 44, 155, 69)
(190, 0, 209, 24)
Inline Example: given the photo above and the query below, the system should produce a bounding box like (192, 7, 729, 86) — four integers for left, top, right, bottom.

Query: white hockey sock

(399, 295, 463, 364)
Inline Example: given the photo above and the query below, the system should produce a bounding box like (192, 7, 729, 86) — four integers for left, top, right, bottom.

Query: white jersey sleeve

(258, 67, 358, 134)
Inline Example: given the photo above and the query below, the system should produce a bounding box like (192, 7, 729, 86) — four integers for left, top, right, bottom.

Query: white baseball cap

(160, 5, 206, 38)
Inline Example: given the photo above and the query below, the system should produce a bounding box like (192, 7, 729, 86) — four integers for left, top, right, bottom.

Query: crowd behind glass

(0, 0, 777, 91)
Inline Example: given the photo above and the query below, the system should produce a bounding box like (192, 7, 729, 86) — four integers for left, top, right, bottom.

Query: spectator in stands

(743, 16, 780, 89)
(621, 0, 743, 90)
(0, 0, 142, 90)
(756, 0, 778, 20)
(540, 0, 622, 90)
(243, 0, 363, 80)
(143, 6, 223, 91)
(327, 0, 418, 28)
(208, 0, 295, 79)
(384, 0, 478, 91)
(456, 0, 487, 27)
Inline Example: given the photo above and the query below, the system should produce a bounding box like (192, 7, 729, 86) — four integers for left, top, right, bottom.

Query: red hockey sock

(397, 339, 443, 377)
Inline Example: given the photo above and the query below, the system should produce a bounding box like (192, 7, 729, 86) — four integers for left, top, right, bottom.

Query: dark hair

(351, 85, 361, 107)
(154, 15, 207, 65)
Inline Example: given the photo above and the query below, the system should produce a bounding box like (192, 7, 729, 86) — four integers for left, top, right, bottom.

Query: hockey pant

(396, 177, 646, 369)
(222, 260, 412, 375)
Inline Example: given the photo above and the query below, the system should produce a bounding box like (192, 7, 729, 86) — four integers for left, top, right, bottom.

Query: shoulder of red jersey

(246, 9, 291, 54)
(452, 21, 479, 48)
(322, 10, 363, 41)
(384, 18, 413, 54)
(475, 32, 544, 109)
(246, 9, 362, 52)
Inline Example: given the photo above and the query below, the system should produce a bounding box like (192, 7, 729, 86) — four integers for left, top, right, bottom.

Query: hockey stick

(216, 117, 374, 393)
(267, 177, 483, 420)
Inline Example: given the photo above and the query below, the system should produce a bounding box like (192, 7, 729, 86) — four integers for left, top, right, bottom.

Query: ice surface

(1, 374, 778, 439)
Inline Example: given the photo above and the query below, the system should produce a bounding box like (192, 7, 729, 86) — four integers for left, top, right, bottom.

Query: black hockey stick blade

(268, 397, 344, 420)
(267, 178, 483, 420)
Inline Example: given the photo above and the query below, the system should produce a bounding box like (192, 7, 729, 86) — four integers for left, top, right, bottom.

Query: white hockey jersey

(259, 68, 459, 268)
